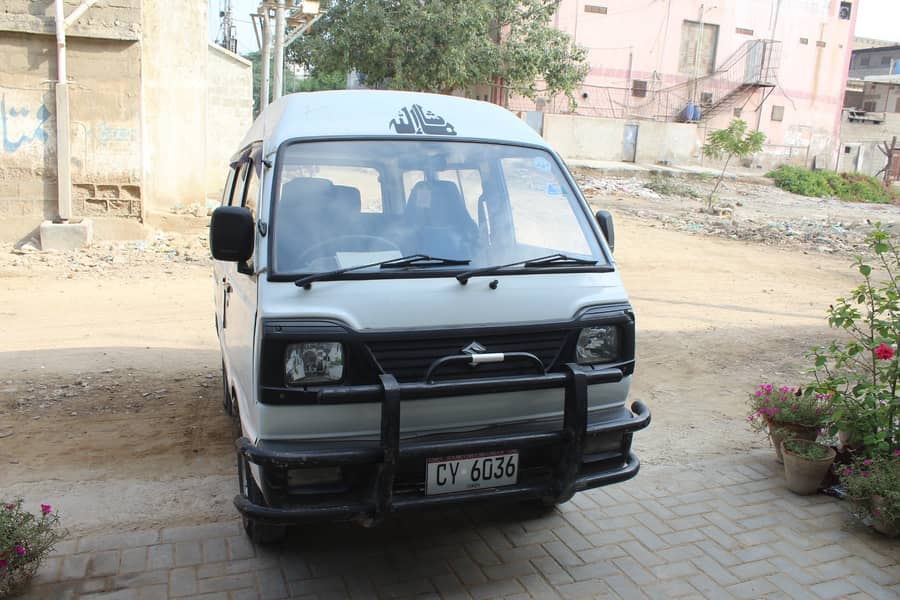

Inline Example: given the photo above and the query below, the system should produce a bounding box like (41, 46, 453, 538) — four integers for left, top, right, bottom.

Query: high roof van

(211, 90, 650, 542)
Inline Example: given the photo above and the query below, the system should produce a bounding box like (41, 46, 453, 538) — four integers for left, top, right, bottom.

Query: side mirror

(595, 210, 615, 253)
(210, 206, 254, 262)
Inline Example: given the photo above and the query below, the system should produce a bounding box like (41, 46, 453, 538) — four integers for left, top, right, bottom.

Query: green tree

(702, 119, 766, 209)
(289, 0, 588, 104)
(243, 51, 345, 116)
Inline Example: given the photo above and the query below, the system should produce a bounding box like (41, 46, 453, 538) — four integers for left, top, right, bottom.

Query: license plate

(425, 451, 519, 495)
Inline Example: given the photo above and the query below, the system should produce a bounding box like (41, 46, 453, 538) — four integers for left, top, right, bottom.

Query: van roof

(242, 90, 546, 154)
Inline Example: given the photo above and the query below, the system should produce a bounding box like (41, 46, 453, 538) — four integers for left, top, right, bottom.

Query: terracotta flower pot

(781, 439, 836, 495)
(871, 495, 899, 538)
(769, 421, 818, 463)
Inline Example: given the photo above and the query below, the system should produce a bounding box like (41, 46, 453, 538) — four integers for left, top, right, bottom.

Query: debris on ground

(575, 169, 900, 256)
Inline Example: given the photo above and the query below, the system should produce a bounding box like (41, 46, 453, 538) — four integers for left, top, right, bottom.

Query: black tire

(238, 454, 288, 545)
(221, 361, 233, 416)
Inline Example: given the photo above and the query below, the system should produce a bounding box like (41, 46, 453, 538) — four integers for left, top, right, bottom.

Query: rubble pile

(7, 230, 211, 278)
(577, 172, 900, 256)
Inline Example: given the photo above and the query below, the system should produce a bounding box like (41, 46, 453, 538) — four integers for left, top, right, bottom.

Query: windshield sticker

(389, 105, 457, 136)
(546, 182, 562, 196)
(533, 157, 551, 172)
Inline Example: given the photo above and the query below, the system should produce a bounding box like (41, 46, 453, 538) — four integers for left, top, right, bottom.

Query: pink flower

(791, 404, 799, 411)
(862, 472, 870, 478)
(843, 467, 853, 475)
(14, 546, 25, 556)
(754, 390, 762, 397)
(893, 449, 900, 456)
(4, 504, 15, 510)
(874, 343, 894, 360)
(863, 459, 873, 466)
(0, 559, 6, 570)
(41, 504, 52, 515)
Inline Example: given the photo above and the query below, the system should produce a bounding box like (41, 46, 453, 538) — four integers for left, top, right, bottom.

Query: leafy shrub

(0, 500, 66, 597)
(767, 165, 897, 204)
(783, 438, 832, 459)
(807, 225, 899, 456)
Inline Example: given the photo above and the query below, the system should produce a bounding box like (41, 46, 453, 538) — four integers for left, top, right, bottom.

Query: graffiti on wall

(1, 94, 51, 153)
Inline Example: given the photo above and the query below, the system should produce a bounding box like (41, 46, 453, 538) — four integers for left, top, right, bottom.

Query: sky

(208, 0, 900, 57)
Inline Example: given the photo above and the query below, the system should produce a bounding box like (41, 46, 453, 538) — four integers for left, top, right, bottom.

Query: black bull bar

(234, 363, 651, 524)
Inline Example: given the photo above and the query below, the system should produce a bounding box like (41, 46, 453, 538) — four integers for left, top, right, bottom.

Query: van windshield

(270, 140, 604, 276)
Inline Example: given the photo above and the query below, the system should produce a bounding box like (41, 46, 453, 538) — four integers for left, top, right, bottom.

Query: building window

(800, 38, 808, 45)
(733, 107, 742, 117)
(863, 101, 877, 112)
(882, 56, 892, 65)
(736, 27, 753, 36)
(771, 105, 784, 121)
(839, 1, 852, 20)
(845, 146, 852, 154)
(678, 20, 720, 75)
(816, 41, 827, 48)
(860, 55, 870, 66)
(584, 5, 607, 14)
(631, 79, 648, 98)
(700, 92, 713, 106)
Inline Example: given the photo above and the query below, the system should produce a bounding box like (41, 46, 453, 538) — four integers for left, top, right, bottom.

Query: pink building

(515, 0, 857, 167)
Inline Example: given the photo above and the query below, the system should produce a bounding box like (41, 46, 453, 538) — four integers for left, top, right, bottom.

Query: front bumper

(234, 363, 650, 524)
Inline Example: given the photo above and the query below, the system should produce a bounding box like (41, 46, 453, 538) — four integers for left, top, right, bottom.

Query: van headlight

(576, 326, 619, 364)
(285, 342, 344, 385)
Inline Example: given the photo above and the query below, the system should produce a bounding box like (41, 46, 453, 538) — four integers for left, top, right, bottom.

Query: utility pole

(259, 6, 272, 109)
(259, 0, 323, 102)
(273, 0, 286, 101)
(218, 0, 237, 53)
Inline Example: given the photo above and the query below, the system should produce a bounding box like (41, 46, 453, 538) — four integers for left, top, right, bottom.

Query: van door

(214, 167, 239, 336)
(222, 146, 262, 420)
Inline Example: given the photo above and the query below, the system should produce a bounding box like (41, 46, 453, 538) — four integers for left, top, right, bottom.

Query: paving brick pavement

(20, 451, 900, 599)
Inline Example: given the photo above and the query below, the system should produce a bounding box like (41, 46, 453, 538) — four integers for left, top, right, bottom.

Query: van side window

(221, 168, 238, 206)
(243, 159, 260, 219)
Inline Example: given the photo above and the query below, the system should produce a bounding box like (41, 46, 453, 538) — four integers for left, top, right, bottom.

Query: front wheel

(238, 454, 287, 544)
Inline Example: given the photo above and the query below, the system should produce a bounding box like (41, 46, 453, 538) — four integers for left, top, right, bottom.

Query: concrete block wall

(0, 31, 142, 232)
(542, 113, 701, 165)
(205, 44, 253, 204)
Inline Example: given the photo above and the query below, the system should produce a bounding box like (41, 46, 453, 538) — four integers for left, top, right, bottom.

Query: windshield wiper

(295, 254, 470, 289)
(456, 253, 602, 285)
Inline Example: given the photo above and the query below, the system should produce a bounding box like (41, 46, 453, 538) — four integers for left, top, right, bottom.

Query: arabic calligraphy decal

(389, 104, 457, 136)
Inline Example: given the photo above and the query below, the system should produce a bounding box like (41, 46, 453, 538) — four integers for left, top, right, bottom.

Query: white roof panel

(241, 90, 546, 154)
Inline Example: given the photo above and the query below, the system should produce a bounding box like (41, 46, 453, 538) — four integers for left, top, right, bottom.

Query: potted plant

(747, 384, 832, 462)
(781, 438, 837, 495)
(0, 500, 66, 597)
(839, 453, 900, 537)
(807, 225, 898, 456)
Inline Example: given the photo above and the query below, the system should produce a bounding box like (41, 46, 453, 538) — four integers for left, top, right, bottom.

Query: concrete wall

(141, 0, 209, 212)
(837, 111, 900, 176)
(542, 113, 700, 164)
(206, 44, 253, 205)
(0, 1, 143, 240)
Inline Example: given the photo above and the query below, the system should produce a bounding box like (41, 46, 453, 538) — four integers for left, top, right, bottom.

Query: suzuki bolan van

(210, 90, 650, 542)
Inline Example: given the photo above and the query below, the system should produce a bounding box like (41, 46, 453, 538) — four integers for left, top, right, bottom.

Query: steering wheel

(295, 234, 402, 265)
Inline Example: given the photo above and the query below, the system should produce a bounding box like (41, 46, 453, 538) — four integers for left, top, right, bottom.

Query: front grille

(366, 329, 571, 383)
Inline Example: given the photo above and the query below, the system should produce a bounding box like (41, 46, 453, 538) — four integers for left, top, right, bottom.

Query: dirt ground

(1, 174, 898, 535)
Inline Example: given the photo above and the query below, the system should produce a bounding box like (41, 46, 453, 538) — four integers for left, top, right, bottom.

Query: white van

(211, 90, 650, 542)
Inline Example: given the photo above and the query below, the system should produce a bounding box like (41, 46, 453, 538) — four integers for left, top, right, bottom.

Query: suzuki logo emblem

(462, 341, 487, 355)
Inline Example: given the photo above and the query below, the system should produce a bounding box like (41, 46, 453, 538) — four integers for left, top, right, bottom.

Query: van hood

(258, 271, 628, 330)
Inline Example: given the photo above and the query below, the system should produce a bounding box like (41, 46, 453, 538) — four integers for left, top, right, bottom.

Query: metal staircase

(666, 39, 781, 122)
